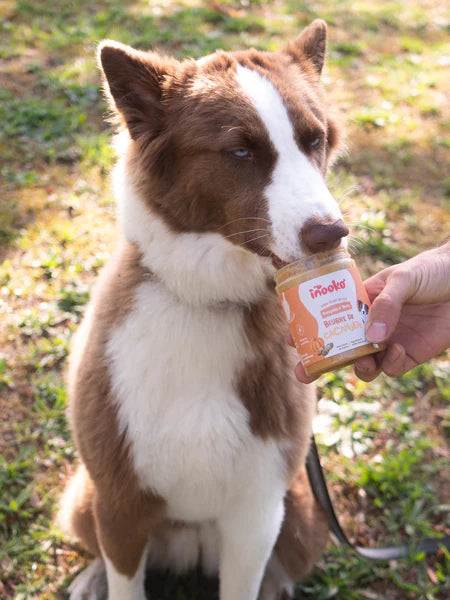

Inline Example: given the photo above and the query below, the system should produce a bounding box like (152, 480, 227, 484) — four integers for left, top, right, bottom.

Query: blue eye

(232, 148, 250, 159)
(311, 137, 322, 149)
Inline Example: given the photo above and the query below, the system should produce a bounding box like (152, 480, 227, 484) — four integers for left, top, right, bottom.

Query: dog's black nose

(301, 218, 349, 253)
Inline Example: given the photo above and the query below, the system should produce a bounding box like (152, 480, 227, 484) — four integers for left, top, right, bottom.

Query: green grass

(0, 0, 449, 598)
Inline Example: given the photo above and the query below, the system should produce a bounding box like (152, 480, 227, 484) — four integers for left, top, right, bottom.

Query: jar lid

(274, 247, 351, 286)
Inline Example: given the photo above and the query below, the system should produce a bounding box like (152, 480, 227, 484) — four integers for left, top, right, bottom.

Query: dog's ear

(98, 41, 177, 140)
(285, 19, 328, 77)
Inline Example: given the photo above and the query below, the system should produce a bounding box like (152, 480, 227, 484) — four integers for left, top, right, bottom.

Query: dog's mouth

(252, 245, 289, 270)
(239, 235, 290, 270)
(271, 255, 289, 270)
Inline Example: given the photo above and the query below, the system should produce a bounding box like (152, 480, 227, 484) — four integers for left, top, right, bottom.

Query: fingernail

(366, 321, 387, 342)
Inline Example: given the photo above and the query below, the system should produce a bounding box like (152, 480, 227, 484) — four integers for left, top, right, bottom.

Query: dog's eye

(310, 137, 322, 150)
(232, 148, 251, 159)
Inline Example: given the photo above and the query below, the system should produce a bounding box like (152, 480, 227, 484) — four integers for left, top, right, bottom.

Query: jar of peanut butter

(275, 248, 385, 378)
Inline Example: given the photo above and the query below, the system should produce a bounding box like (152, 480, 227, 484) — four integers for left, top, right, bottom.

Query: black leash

(306, 435, 450, 560)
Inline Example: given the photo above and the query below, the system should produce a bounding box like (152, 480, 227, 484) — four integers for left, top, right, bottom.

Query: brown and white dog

(59, 20, 349, 600)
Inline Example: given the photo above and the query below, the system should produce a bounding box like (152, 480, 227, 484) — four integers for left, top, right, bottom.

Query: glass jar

(275, 248, 385, 378)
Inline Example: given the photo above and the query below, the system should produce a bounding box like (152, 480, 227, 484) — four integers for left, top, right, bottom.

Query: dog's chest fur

(106, 278, 288, 522)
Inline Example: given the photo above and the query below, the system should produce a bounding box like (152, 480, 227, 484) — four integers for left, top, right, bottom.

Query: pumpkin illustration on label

(311, 336, 325, 355)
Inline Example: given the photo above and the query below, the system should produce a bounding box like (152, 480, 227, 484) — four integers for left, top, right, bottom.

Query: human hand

(354, 242, 450, 380)
(291, 242, 450, 384)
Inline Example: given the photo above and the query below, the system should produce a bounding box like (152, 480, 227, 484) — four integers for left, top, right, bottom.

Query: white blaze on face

(235, 65, 343, 262)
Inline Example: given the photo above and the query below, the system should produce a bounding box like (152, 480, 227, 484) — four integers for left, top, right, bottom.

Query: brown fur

(66, 238, 166, 577)
(65, 465, 99, 556)
(275, 469, 329, 581)
(63, 20, 335, 590)
(233, 48, 339, 171)
(64, 242, 324, 580)
(127, 59, 279, 244)
(100, 24, 340, 253)
(239, 291, 316, 479)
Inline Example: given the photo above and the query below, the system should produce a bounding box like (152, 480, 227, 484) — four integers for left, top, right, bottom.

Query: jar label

(279, 267, 372, 367)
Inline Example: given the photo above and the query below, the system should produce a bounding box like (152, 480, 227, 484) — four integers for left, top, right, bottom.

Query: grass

(0, 0, 449, 598)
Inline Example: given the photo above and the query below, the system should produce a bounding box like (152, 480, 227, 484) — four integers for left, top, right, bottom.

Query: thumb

(365, 270, 412, 343)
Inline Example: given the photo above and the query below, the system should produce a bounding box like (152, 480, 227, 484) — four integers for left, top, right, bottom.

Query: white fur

(199, 521, 221, 576)
(156, 526, 200, 573)
(147, 524, 200, 574)
(235, 65, 343, 262)
(106, 279, 287, 522)
(68, 558, 107, 600)
(259, 554, 294, 600)
(56, 466, 84, 537)
(112, 155, 274, 307)
(146, 521, 220, 576)
(105, 272, 292, 599)
(103, 548, 148, 600)
(218, 486, 285, 600)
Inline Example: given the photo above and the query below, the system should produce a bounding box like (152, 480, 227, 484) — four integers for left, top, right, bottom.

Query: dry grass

(0, 1, 449, 598)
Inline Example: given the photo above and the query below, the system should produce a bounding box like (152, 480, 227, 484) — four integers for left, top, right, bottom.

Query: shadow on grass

(145, 568, 219, 600)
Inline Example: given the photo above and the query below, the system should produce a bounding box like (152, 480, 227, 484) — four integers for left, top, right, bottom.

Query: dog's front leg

(94, 491, 164, 600)
(102, 548, 148, 600)
(218, 481, 286, 600)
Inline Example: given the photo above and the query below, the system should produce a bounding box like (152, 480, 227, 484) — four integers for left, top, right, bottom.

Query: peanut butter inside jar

(275, 248, 385, 378)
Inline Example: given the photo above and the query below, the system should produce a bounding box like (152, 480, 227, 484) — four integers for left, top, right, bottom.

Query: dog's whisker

(217, 217, 271, 231)
(345, 225, 376, 239)
(260, 243, 276, 260)
(348, 232, 365, 240)
(346, 235, 365, 252)
(223, 228, 268, 239)
(238, 233, 271, 247)
(342, 183, 361, 196)
(347, 237, 362, 247)
(342, 218, 377, 234)
(348, 223, 376, 233)
(336, 184, 361, 206)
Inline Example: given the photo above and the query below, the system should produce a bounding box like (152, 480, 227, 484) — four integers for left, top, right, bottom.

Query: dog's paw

(68, 559, 107, 600)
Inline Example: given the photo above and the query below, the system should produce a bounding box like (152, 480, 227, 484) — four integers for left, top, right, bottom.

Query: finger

(380, 343, 407, 377)
(286, 330, 295, 347)
(353, 355, 381, 382)
(294, 362, 317, 384)
(363, 269, 392, 302)
(365, 269, 412, 343)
